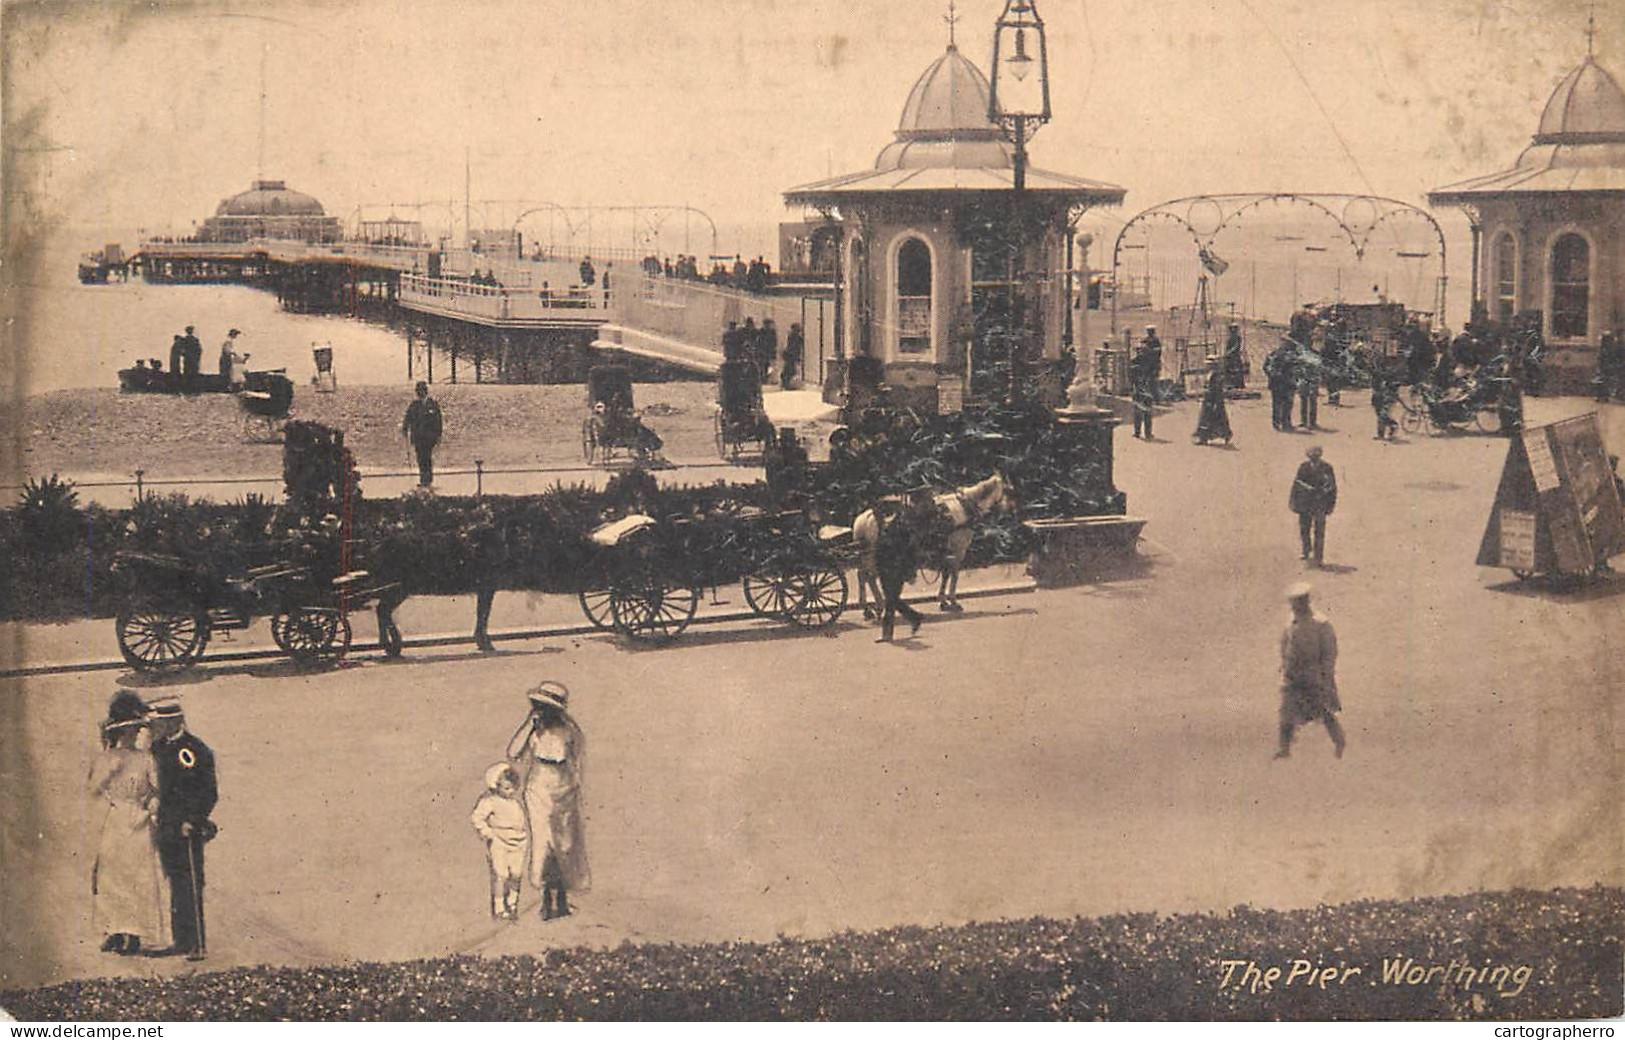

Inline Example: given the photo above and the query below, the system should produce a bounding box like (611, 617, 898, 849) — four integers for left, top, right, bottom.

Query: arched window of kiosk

(1493, 233, 1517, 322)
(897, 237, 933, 355)
(1550, 233, 1590, 339)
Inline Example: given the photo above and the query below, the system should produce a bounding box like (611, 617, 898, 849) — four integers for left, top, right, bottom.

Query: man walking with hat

(1289, 445, 1337, 567)
(1130, 325, 1162, 439)
(402, 381, 443, 488)
(148, 701, 217, 959)
(1275, 584, 1345, 760)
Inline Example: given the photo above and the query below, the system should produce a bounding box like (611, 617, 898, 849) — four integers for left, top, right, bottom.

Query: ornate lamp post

(987, 0, 1051, 193)
(988, 0, 1052, 404)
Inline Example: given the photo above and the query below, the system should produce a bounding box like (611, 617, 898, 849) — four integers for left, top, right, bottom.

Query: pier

(131, 236, 837, 386)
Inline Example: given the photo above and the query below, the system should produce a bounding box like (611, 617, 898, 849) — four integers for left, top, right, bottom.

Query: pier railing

(618, 276, 825, 360)
(399, 273, 610, 324)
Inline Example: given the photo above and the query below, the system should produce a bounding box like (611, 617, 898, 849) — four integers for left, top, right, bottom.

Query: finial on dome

(1587, 2, 1596, 59)
(945, 0, 960, 48)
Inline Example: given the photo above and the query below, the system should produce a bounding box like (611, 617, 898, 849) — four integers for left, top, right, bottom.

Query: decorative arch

(1109, 193, 1450, 332)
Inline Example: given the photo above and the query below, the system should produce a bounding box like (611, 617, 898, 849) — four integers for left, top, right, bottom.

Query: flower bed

(3, 887, 1618, 1021)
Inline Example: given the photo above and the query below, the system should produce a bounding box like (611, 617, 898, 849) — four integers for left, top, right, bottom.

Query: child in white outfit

(471, 763, 529, 921)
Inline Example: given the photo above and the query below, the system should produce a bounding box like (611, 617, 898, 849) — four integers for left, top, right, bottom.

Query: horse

(852, 472, 1012, 617)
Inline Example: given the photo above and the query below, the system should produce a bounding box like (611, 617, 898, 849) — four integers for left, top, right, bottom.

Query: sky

(2, 0, 1616, 256)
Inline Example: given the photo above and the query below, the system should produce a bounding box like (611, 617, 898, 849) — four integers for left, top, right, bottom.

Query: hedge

(2, 401, 1122, 624)
(3, 887, 1618, 1021)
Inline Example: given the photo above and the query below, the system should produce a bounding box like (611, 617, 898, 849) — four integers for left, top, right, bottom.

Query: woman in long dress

(1194, 355, 1233, 446)
(88, 704, 169, 955)
(506, 681, 589, 920)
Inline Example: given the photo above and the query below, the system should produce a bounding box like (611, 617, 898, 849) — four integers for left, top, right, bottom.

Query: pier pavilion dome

(199, 179, 342, 244)
(1429, 46, 1625, 388)
(785, 39, 1125, 414)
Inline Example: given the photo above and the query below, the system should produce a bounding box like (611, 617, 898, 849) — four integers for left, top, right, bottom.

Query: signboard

(1523, 430, 1560, 492)
(1498, 510, 1536, 571)
(1477, 413, 1625, 576)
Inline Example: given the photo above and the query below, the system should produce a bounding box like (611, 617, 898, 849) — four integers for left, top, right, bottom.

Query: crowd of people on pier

(641, 253, 774, 293)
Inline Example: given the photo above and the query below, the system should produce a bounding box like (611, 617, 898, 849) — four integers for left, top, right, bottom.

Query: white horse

(852, 472, 1012, 617)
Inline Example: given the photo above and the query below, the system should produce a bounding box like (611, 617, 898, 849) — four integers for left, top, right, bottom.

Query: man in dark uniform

(1289, 445, 1337, 567)
(148, 701, 217, 960)
(401, 381, 443, 488)
(757, 318, 778, 385)
(1295, 340, 1321, 430)
(1130, 325, 1161, 439)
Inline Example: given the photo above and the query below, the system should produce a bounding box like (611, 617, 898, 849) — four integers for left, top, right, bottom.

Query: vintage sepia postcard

(1, 0, 1621, 1023)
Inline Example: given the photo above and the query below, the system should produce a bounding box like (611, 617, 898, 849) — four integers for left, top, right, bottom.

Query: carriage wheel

(608, 580, 698, 642)
(116, 605, 210, 670)
(274, 607, 352, 663)
(1475, 408, 1503, 435)
(784, 564, 848, 628)
(577, 588, 616, 630)
(581, 419, 597, 464)
(743, 570, 792, 618)
(1400, 407, 1425, 435)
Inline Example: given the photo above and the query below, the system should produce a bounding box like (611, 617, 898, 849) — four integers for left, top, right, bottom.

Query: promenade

(3, 391, 1619, 993)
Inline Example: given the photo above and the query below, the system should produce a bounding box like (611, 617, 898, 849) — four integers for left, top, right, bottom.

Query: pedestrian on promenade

(1597, 330, 1622, 403)
(1295, 341, 1321, 430)
(1223, 322, 1246, 389)
(168, 334, 186, 380)
(579, 256, 596, 287)
(758, 318, 779, 385)
(402, 381, 443, 488)
(1193, 355, 1232, 446)
(875, 493, 928, 643)
(781, 322, 804, 390)
(148, 701, 217, 960)
(1371, 369, 1399, 440)
(468, 503, 509, 653)
(1130, 325, 1161, 439)
(470, 763, 529, 922)
(89, 690, 168, 957)
(1264, 340, 1296, 431)
(1274, 583, 1345, 760)
(505, 682, 589, 921)
(1289, 445, 1337, 567)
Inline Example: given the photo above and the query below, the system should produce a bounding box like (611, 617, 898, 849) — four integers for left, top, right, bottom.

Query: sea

(10, 229, 430, 397)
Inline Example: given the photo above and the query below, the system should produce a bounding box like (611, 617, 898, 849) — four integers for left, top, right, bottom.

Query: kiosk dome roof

(1536, 56, 1625, 142)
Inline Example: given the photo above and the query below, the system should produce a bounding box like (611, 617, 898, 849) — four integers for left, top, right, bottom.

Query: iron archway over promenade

(1108, 192, 1449, 334)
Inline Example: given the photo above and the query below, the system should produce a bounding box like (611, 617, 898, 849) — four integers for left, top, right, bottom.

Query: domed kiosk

(785, 40, 1125, 414)
(1429, 42, 1625, 388)
(198, 179, 342, 243)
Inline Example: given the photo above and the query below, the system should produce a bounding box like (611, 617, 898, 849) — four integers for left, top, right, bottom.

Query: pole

(185, 831, 206, 958)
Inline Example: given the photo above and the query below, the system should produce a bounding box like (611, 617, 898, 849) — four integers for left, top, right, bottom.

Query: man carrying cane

(149, 701, 218, 960)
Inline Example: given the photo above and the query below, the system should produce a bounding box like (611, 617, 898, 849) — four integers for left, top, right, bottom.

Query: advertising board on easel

(1475, 413, 1625, 579)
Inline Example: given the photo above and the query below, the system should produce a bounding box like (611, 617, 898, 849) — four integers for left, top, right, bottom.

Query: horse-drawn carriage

(111, 537, 402, 670)
(574, 508, 850, 643)
(714, 360, 775, 459)
(581, 365, 663, 466)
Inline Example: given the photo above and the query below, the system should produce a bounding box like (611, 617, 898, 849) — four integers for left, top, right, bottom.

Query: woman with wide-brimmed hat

(87, 690, 170, 955)
(505, 681, 589, 920)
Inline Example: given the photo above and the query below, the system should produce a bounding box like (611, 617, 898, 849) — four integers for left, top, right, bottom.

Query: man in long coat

(1275, 583, 1345, 760)
(1289, 445, 1337, 566)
